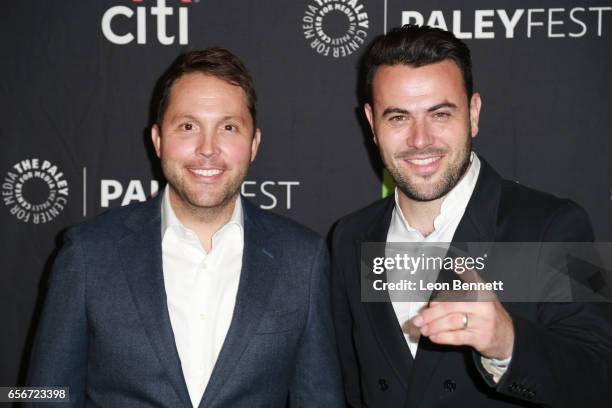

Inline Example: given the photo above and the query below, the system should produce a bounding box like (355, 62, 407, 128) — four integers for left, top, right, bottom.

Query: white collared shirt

(161, 188, 244, 407)
(387, 152, 481, 358)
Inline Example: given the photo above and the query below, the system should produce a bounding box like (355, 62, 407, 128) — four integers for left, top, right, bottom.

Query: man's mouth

(405, 156, 442, 166)
(189, 168, 224, 177)
(400, 155, 444, 176)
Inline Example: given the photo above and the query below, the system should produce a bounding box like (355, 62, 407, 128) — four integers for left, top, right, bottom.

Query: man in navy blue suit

(28, 48, 343, 407)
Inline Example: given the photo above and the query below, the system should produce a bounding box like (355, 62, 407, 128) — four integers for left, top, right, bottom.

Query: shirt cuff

(481, 356, 512, 383)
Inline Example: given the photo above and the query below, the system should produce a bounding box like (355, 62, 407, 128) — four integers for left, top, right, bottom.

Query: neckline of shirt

(161, 186, 244, 244)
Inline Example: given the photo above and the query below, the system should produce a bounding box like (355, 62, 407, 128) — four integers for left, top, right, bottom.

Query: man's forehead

(161, 73, 254, 127)
(170, 73, 246, 99)
(371, 61, 466, 106)
(165, 74, 247, 110)
(374, 60, 463, 87)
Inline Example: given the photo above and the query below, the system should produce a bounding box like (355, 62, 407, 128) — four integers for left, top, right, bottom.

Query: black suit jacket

(331, 159, 612, 407)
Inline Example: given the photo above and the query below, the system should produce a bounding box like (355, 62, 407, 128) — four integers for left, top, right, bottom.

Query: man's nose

(196, 131, 219, 157)
(410, 119, 434, 150)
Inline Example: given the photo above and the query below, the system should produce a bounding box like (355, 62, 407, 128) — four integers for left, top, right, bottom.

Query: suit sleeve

(330, 222, 363, 407)
(289, 238, 345, 407)
(27, 228, 88, 407)
(478, 202, 612, 407)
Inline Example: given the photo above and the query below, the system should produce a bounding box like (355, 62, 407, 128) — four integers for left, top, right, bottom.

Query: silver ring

(462, 313, 469, 329)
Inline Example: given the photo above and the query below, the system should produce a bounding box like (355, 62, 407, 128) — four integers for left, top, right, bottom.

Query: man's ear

(364, 103, 378, 145)
(469, 93, 482, 138)
(250, 128, 262, 162)
(151, 124, 162, 158)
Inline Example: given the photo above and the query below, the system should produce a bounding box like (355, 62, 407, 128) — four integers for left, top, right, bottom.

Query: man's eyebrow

(381, 102, 458, 117)
(167, 113, 198, 123)
(427, 102, 458, 112)
(221, 115, 245, 123)
(382, 107, 410, 117)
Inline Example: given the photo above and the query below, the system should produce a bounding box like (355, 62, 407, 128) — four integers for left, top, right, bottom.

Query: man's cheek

(166, 144, 194, 159)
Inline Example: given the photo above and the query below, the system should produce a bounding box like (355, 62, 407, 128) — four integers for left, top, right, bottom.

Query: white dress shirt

(386, 153, 510, 380)
(161, 188, 244, 407)
(387, 152, 481, 358)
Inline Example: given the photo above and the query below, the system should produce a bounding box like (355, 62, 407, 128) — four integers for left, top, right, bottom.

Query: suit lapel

(198, 200, 280, 408)
(118, 195, 191, 407)
(361, 197, 415, 390)
(404, 158, 502, 406)
(452, 158, 501, 244)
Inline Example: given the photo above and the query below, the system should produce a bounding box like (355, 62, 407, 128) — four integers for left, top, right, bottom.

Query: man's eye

(434, 112, 451, 119)
(181, 123, 194, 131)
(224, 124, 237, 131)
(389, 115, 406, 122)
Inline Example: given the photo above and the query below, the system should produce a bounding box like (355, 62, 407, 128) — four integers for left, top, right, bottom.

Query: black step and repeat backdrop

(1, 0, 611, 386)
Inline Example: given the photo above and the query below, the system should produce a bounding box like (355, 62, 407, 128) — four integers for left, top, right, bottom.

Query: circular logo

(302, 0, 369, 58)
(2, 158, 69, 224)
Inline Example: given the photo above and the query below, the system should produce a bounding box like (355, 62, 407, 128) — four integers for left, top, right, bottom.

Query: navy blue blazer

(28, 194, 344, 407)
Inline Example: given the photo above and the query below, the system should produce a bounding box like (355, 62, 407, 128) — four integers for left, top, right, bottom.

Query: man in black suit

(331, 25, 612, 407)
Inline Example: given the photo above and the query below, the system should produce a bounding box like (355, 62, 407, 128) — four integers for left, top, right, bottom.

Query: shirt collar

(161, 186, 244, 241)
(393, 151, 481, 233)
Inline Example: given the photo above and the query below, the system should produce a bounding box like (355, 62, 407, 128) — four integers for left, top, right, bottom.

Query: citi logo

(101, 0, 193, 45)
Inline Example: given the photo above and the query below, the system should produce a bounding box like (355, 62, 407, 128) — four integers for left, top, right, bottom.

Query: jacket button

(378, 379, 389, 391)
(443, 379, 457, 392)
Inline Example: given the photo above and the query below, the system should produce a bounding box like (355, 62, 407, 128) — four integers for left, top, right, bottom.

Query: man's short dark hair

(155, 47, 257, 126)
(364, 24, 473, 103)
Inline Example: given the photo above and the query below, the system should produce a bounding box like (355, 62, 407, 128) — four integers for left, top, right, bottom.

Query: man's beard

(161, 160, 246, 220)
(387, 134, 472, 202)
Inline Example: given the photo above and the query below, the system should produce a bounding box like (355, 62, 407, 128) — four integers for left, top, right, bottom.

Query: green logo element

(382, 168, 395, 198)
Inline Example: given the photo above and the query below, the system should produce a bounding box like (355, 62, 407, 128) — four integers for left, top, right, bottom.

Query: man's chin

(394, 161, 467, 202)
(397, 178, 450, 202)
(167, 186, 231, 211)
(194, 186, 242, 205)
(402, 190, 445, 202)
(185, 195, 235, 211)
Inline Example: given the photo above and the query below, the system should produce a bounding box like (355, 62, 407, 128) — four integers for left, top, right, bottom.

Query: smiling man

(331, 25, 612, 407)
(28, 48, 343, 407)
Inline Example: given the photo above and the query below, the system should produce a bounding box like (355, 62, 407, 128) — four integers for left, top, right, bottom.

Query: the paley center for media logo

(302, 0, 370, 58)
(102, 0, 195, 45)
(2, 158, 69, 224)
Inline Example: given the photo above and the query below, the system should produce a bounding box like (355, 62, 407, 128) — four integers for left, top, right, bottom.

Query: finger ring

(462, 313, 469, 329)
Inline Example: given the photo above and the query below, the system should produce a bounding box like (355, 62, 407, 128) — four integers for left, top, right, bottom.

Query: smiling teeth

(408, 157, 439, 165)
(192, 169, 223, 176)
